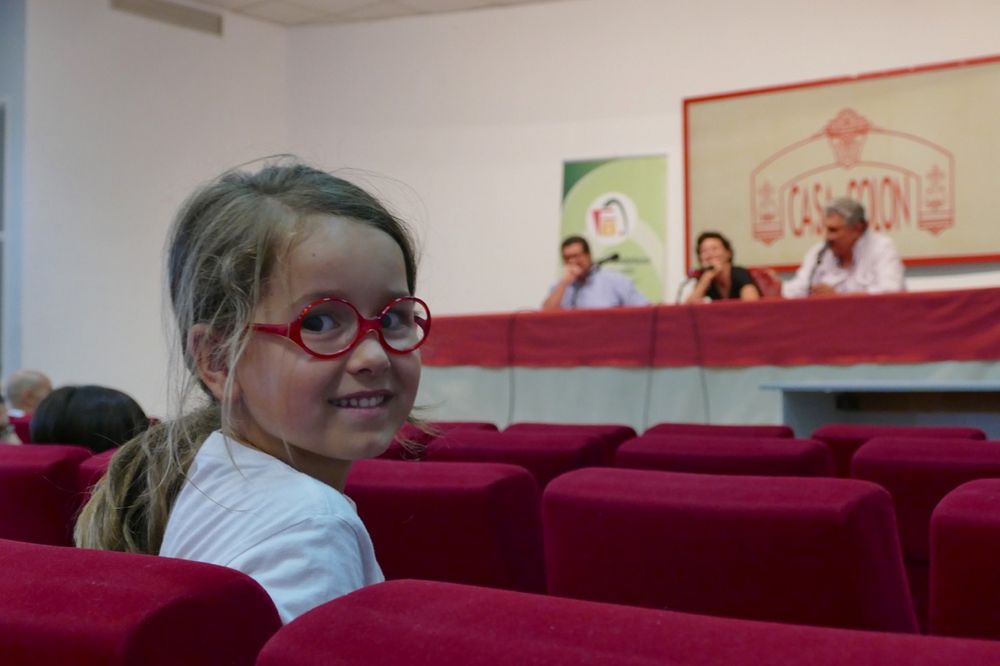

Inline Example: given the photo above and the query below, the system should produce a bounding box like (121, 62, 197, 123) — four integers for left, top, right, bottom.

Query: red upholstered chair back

(504, 422, 637, 457)
(9, 415, 32, 443)
(0, 538, 280, 665)
(930, 479, 1000, 640)
(543, 468, 917, 632)
(78, 448, 117, 495)
(852, 437, 1000, 562)
(380, 420, 498, 460)
(345, 459, 544, 592)
(812, 423, 986, 478)
(615, 434, 833, 477)
(0, 444, 92, 545)
(256, 579, 1000, 666)
(645, 422, 794, 438)
(427, 430, 608, 486)
(748, 266, 783, 298)
(851, 436, 1000, 630)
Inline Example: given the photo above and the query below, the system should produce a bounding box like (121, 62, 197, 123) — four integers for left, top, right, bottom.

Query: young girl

(75, 161, 430, 623)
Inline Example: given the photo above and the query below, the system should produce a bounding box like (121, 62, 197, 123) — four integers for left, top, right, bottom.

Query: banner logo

(750, 109, 955, 245)
(587, 192, 637, 245)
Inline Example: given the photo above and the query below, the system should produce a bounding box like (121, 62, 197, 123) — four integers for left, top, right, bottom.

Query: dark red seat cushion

(0, 445, 92, 545)
(257, 579, 1000, 666)
(853, 436, 1000, 629)
(615, 434, 832, 476)
(427, 430, 607, 486)
(930, 479, 1000, 640)
(543, 468, 916, 632)
(0, 538, 280, 665)
(644, 422, 794, 438)
(380, 421, 498, 460)
(813, 424, 986, 478)
(504, 422, 636, 460)
(345, 459, 544, 593)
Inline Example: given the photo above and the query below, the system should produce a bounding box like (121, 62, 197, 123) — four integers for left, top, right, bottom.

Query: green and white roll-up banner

(561, 155, 666, 304)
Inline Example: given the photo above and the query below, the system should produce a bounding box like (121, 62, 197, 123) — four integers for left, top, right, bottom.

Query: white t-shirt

(159, 430, 383, 623)
(782, 230, 905, 298)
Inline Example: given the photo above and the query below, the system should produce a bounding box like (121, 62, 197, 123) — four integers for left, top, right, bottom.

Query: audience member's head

(30, 385, 149, 453)
(0, 397, 21, 444)
(4, 369, 53, 415)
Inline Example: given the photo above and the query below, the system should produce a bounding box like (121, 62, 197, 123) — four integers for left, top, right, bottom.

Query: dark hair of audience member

(30, 385, 150, 453)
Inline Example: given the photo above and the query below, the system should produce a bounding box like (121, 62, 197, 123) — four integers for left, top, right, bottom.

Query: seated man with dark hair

(542, 235, 650, 310)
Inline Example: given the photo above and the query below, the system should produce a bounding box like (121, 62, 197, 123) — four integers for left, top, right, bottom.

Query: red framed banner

(684, 54, 1000, 272)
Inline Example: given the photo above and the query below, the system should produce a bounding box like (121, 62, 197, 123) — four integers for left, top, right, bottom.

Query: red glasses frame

(251, 296, 431, 360)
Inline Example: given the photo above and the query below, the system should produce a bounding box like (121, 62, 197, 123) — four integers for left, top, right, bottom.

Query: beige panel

(687, 58, 1000, 268)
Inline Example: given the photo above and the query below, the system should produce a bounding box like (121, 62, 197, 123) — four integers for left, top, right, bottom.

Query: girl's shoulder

(190, 431, 357, 520)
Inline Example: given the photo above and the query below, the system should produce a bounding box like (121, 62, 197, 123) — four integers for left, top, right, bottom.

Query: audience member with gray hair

(3, 369, 53, 417)
(0, 396, 21, 444)
(782, 196, 905, 298)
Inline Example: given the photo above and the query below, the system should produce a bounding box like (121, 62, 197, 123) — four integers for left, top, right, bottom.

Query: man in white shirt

(782, 197, 905, 298)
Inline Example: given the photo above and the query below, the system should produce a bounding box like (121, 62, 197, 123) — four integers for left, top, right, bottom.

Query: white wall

(15, 0, 1000, 414)
(22, 0, 289, 413)
(285, 0, 1000, 314)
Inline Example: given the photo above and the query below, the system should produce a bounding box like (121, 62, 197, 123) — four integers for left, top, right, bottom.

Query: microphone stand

(807, 244, 830, 295)
(676, 273, 698, 304)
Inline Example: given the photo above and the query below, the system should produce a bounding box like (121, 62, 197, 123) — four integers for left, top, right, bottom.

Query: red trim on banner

(421, 288, 1000, 369)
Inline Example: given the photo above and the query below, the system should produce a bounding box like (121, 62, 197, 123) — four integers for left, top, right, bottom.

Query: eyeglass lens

(300, 298, 428, 356)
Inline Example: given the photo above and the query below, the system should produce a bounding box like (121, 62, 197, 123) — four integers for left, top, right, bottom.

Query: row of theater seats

(3, 422, 1000, 646)
(5, 541, 1000, 665)
(387, 420, 987, 479)
(305, 420, 1000, 636)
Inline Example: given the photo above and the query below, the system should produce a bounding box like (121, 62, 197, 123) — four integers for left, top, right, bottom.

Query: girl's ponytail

(75, 404, 220, 553)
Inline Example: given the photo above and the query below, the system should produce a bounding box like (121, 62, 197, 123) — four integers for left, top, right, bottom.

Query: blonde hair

(75, 160, 417, 553)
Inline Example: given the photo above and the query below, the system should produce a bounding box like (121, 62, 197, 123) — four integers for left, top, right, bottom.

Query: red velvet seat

(852, 436, 1000, 630)
(379, 420, 498, 460)
(504, 422, 636, 461)
(813, 423, 986, 478)
(0, 444, 92, 545)
(345, 459, 544, 593)
(0, 538, 280, 665)
(644, 422, 794, 438)
(256, 579, 1000, 666)
(426, 430, 607, 487)
(930, 479, 1000, 640)
(543, 468, 916, 632)
(748, 266, 783, 298)
(78, 448, 116, 493)
(615, 434, 833, 476)
(9, 415, 32, 443)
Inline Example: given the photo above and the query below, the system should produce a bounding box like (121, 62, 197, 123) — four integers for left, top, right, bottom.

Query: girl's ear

(189, 324, 240, 403)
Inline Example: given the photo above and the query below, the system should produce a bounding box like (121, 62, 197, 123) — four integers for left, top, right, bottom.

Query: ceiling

(186, 0, 571, 26)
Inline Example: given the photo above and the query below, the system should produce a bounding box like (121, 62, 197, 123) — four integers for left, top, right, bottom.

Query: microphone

(594, 252, 620, 267)
(807, 242, 830, 294)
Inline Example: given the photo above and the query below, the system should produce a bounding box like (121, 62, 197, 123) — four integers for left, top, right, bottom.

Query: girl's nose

(345, 331, 391, 375)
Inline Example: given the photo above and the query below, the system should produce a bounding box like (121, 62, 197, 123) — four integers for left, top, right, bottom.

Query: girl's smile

(227, 215, 422, 489)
